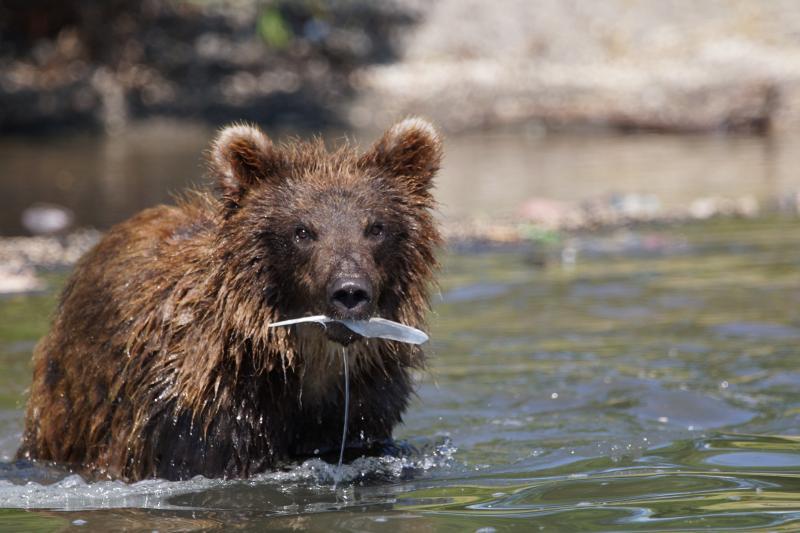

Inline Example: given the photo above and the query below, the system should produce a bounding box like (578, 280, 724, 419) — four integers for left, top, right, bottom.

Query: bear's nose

(328, 278, 372, 316)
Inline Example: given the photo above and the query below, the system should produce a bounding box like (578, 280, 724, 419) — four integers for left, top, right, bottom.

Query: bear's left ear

(209, 123, 282, 209)
(361, 117, 442, 195)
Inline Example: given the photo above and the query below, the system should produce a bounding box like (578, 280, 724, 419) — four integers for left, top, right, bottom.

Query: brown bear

(16, 118, 442, 481)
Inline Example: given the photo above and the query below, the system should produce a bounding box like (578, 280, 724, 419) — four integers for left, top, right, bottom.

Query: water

(4, 123, 800, 235)
(1, 217, 800, 530)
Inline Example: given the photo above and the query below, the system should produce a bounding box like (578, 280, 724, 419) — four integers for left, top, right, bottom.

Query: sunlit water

(0, 218, 799, 530)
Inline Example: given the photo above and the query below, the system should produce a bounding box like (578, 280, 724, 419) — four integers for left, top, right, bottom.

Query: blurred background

(3, 0, 800, 241)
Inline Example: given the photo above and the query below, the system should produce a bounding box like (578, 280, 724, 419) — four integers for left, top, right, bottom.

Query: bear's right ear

(209, 123, 281, 209)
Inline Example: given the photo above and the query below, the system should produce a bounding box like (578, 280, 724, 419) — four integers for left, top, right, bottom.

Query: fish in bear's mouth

(268, 315, 429, 346)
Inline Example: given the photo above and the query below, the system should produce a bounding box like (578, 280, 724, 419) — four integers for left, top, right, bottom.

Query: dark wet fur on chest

(144, 354, 414, 480)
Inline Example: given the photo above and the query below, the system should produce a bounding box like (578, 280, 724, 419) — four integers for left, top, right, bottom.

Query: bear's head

(208, 118, 442, 346)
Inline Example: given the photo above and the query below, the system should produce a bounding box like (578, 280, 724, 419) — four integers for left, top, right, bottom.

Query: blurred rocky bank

(0, 0, 418, 133)
(7, 0, 800, 293)
(5, 0, 800, 134)
(4, 193, 800, 294)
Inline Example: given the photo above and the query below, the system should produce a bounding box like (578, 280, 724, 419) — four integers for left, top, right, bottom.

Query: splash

(0, 440, 458, 510)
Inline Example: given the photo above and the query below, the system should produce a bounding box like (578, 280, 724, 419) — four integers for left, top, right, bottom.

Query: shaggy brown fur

(16, 118, 442, 481)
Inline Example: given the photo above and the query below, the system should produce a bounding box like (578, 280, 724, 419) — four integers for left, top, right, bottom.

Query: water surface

(4, 124, 800, 234)
(1, 218, 799, 530)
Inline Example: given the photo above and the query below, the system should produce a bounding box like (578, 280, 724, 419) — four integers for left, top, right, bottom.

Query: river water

(0, 217, 799, 530)
(1, 126, 800, 530)
(3, 122, 800, 234)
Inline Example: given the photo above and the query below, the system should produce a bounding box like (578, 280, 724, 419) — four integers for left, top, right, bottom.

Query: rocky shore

(0, 0, 420, 133)
(5, 1, 800, 135)
(0, 229, 99, 294)
(354, 0, 800, 134)
(3, 192, 799, 294)
(6, 1, 800, 291)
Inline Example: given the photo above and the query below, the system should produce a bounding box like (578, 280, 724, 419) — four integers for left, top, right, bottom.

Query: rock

(689, 196, 760, 219)
(0, 229, 100, 270)
(21, 203, 75, 236)
(518, 197, 577, 229)
(0, 261, 43, 295)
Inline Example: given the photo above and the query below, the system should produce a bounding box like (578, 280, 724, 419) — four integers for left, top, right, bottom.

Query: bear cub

(16, 118, 442, 481)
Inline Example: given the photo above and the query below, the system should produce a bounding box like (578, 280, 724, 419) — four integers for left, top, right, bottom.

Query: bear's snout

(328, 276, 373, 318)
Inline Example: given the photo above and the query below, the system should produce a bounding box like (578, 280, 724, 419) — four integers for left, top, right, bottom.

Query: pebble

(0, 261, 43, 294)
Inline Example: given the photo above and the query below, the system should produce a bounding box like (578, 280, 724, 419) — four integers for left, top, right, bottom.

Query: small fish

(268, 316, 429, 345)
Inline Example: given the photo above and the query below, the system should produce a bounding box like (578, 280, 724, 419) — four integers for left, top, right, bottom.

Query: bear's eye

(294, 226, 312, 243)
(367, 222, 385, 239)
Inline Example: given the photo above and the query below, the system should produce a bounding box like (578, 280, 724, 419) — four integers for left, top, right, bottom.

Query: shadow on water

(2, 193, 800, 526)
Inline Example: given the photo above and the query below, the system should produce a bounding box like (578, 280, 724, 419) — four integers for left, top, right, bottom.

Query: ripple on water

(440, 282, 512, 304)
(395, 470, 800, 530)
(0, 441, 458, 511)
(705, 451, 800, 468)
(712, 322, 800, 340)
(633, 387, 756, 430)
(394, 434, 800, 530)
(4, 219, 800, 530)
(570, 282, 642, 299)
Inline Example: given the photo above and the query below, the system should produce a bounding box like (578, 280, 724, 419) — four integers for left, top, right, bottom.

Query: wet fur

(17, 119, 442, 481)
